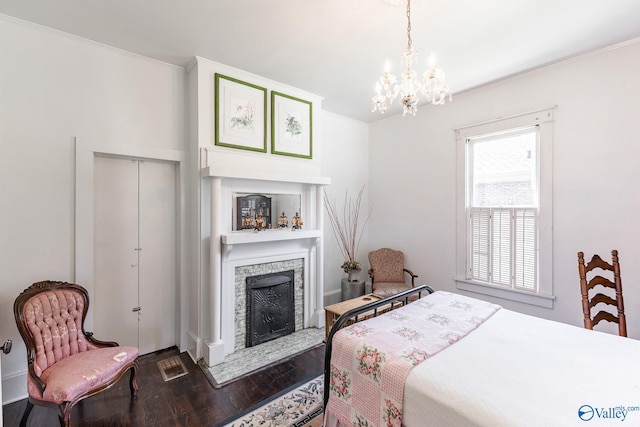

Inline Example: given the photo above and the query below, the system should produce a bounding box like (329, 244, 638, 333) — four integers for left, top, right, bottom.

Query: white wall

(369, 39, 640, 338)
(321, 112, 370, 305)
(0, 16, 186, 403)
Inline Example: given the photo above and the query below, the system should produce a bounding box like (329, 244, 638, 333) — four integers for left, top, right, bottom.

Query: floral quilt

(326, 291, 501, 427)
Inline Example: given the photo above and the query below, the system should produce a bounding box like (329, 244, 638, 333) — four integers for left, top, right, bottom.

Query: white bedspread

(403, 308, 640, 426)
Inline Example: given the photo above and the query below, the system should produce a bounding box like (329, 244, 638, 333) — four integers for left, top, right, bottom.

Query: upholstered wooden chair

(577, 250, 627, 337)
(13, 280, 139, 427)
(368, 248, 418, 298)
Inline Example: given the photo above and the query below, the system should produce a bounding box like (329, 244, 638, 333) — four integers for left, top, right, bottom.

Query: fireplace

(200, 162, 330, 366)
(234, 259, 304, 352)
(187, 63, 329, 366)
(246, 270, 295, 347)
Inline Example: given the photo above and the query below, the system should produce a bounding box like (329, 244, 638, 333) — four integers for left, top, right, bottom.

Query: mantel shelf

(221, 229, 322, 245)
(202, 166, 331, 186)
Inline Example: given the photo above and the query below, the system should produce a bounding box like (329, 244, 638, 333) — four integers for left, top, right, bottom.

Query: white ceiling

(2, 0, 640, 123)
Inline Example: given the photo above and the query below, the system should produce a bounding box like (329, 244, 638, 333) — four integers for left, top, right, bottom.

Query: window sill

(455, 278, 555, 309)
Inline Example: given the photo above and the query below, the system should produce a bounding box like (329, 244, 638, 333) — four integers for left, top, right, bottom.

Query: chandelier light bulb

(371, 0, 452, 116)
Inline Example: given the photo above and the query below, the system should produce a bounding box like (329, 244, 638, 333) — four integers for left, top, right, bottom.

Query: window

(455, 108, 555, 308)
(468, 127, 538, 290)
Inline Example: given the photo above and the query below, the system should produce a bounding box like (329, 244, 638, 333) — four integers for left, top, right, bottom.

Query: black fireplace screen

(246, 270, 295, 347)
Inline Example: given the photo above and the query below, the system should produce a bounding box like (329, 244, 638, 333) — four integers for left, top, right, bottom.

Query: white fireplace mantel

(202, 166, 330, 367)
(201, 166, 331, 186)
(221, 229, 322, 245)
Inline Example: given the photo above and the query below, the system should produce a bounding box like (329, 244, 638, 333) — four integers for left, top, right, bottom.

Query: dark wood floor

(3, 344, 325, 426)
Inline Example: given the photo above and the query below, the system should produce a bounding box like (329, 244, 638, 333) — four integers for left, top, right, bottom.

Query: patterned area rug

(202, 327, 324, 388)
(216, 375, 324, 427)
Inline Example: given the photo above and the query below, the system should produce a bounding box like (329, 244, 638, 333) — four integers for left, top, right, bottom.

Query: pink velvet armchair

(13, 280, 139, 427)
(368, 248, 418, 298)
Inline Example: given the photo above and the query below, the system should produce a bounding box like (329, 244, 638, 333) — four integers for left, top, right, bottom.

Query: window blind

(469, 207, 537, 290)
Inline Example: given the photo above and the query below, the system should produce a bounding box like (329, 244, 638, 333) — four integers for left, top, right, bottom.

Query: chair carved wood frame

(368, 248, 418, 298)
(577, 250, 627, 337)
(13, 280, 139, 427)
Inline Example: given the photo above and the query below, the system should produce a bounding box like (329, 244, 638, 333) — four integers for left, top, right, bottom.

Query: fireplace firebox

(246, 270, 295, 347)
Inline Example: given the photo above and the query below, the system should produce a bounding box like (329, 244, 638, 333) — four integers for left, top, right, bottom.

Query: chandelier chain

(406, 0, 412, 51)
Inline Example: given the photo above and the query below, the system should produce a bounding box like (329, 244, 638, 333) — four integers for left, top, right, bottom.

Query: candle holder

(278, 212, 289, 229)
(292, 212, 303, 230)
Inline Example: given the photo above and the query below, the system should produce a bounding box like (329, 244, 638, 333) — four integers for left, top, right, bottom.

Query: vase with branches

(323, 185, 370, 282)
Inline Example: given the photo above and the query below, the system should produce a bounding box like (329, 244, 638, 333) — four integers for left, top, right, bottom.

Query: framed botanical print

(215, 73, 267, 152)
(271, 91, 312, 159)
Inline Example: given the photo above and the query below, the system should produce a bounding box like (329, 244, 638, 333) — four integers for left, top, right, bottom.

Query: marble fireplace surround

(202, 165, 330, 367)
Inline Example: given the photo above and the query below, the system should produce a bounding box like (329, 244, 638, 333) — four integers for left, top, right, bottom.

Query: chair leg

(19, 400, 33, 427)
(60, 402, 72, 427)
(129, 359, 140, 397)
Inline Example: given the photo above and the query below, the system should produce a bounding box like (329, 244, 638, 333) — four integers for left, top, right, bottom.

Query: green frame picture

(215, 73, 267, 152)
(271, 91, 312, 159)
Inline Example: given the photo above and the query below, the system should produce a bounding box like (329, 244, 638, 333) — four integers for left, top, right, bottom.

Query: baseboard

(2, 369, 27, 405)
(186, 331, 200, 363)
(323, 288, 341, 306)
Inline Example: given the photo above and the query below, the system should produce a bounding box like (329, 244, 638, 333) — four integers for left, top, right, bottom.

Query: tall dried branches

(323, 185, 370, 271)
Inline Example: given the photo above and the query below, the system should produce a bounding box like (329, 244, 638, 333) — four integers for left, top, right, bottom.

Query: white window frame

(455, 108, 555, 308)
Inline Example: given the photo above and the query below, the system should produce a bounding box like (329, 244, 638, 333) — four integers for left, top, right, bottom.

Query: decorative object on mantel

(278, 212, 289, 228)
(253, 216, 267, 231)
(292, 212, 303, 230)
(271, 91, 313, 159)
(323, 185, 371, 284)
(372, 0, 452, 116)
(237, 194, 272, 230)
(215, 73, 267, 152)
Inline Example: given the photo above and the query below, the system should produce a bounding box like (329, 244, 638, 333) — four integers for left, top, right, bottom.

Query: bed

(323, 285, 640, 427)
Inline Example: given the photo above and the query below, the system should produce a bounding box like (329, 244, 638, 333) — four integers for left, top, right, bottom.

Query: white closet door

(94, 156, 139, 347)
(93, 156, 177, 354)
(138, 159, 176, 354)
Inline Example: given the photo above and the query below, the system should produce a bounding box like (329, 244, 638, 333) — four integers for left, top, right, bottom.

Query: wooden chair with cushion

(368, 248, 418, 298)
(13, 280, 139, 426)
(577, 250, 627, 337)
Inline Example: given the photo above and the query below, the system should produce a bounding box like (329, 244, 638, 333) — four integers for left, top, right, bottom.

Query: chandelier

(372, 0, 452, 116)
